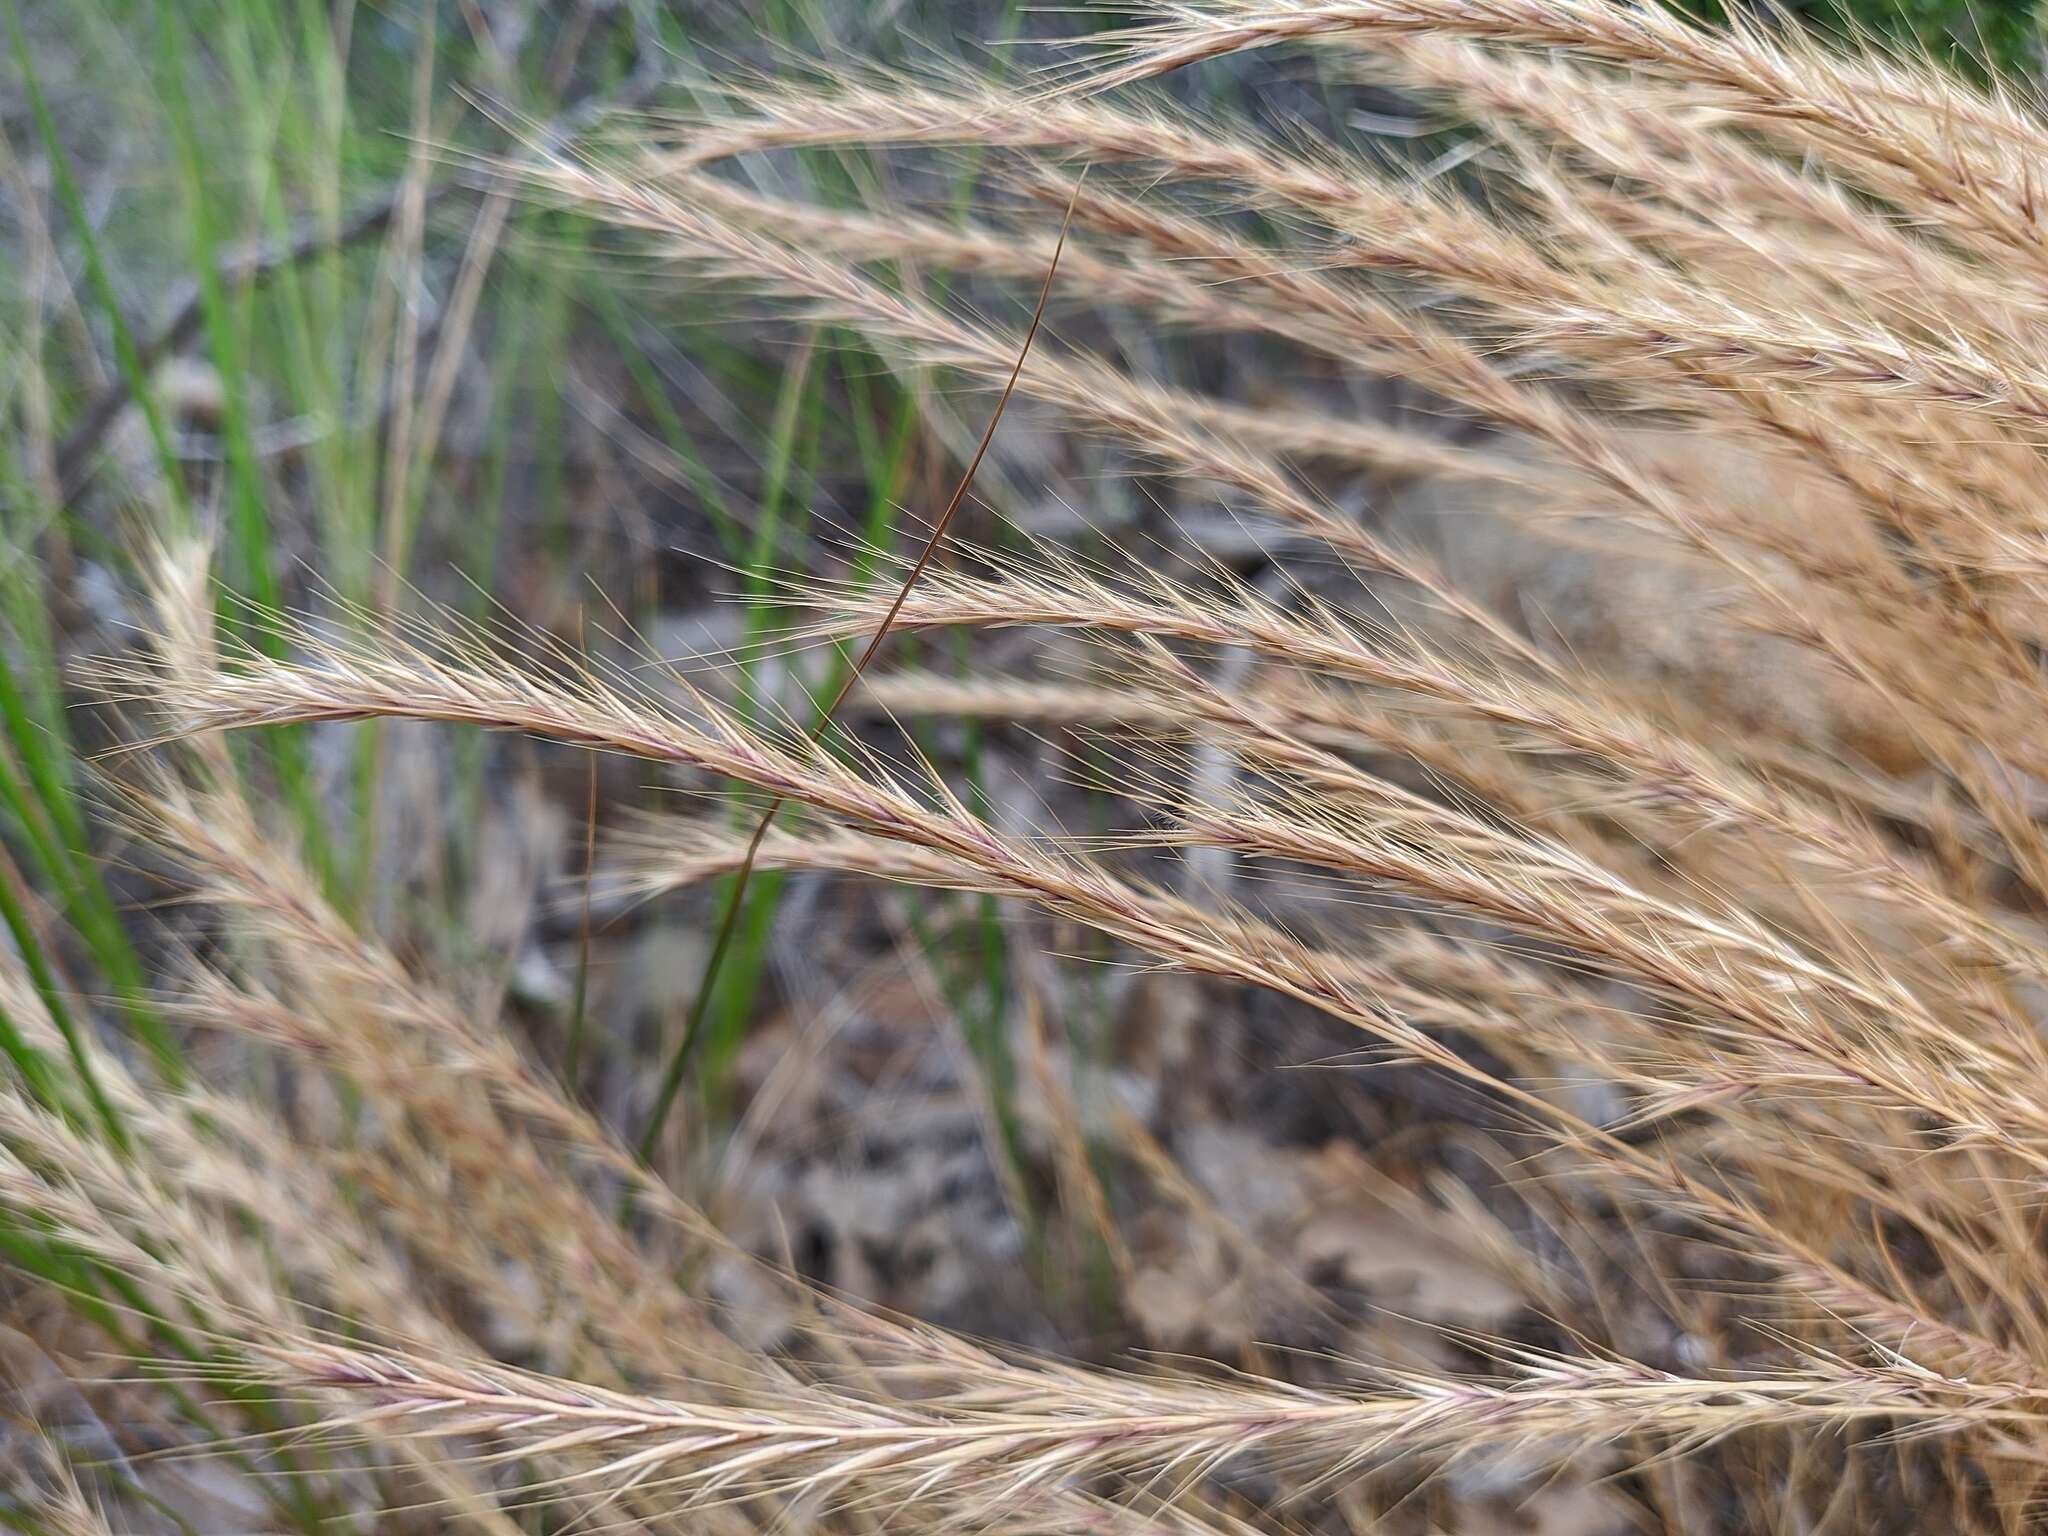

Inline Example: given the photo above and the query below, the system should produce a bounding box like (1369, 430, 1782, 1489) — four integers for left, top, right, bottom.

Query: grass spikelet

(259, 1332, 2043, 1513)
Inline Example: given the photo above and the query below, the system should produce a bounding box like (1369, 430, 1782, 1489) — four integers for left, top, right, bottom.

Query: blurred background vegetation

(1712, 0, 2040, 73)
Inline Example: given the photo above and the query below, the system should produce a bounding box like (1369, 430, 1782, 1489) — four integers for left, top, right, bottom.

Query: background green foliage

(1701, 0, 2042, 74)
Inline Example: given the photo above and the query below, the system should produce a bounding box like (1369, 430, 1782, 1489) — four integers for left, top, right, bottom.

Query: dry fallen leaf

(1452, 1481, 1639, 1536)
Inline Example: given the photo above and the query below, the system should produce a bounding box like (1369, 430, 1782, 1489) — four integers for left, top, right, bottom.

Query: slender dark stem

(634, 173, 1089, 1168)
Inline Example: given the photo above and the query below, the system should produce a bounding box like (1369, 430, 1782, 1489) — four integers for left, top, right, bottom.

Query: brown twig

(50, 74, 655, 505)
(52, 192, 419, 503)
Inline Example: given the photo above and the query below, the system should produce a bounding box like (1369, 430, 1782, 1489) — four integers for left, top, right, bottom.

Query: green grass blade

(0, 858, 123, 1149)
(153, 0, 334, 897)
(2, 0, 188, 528)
